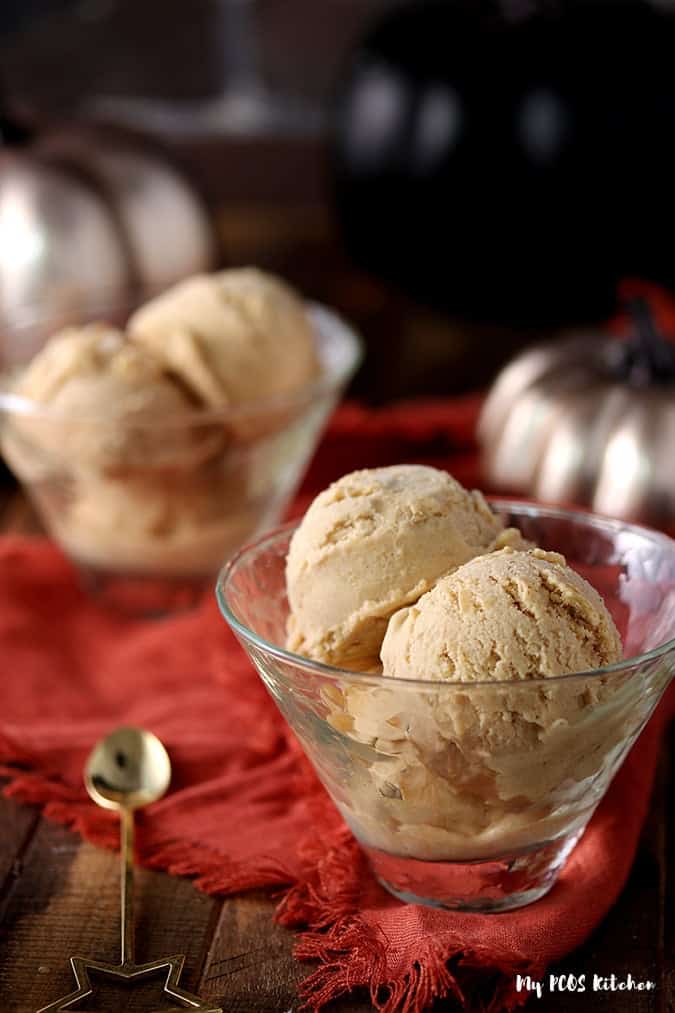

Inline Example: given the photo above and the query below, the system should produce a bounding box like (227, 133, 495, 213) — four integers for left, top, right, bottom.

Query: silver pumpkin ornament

(0, 117, 214, 357)
(35, 127, 215, 294)
(478, 299, 675, 529)
(0, 156, 130, 331)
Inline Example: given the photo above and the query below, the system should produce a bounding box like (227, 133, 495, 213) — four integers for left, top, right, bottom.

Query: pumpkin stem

(623, 297, 675, 386)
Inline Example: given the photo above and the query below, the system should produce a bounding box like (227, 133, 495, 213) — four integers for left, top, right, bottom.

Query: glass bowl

(217, 502, 675, 912)
(0, 301, 362, 613)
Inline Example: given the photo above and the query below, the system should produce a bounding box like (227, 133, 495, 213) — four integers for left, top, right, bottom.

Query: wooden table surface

(0, 494, 673, 1013)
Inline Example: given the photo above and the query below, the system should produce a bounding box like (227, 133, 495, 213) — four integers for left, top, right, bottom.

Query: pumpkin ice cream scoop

(381, 545, 623, 682)
(1, 322, 208, 478)
(286, 464, 525, 670)
(128, 267, 319, 408)
(0, 321, 239, 580)
(335, 547, 625, 862)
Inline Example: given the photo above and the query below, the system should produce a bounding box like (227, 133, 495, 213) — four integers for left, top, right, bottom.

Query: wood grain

(199, 891, 308, 1013)
(0, 815, 221, 1012)
(0, 794, 40, 924)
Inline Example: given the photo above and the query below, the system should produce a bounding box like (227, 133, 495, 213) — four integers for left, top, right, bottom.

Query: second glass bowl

(217, 502, 675, 912)
(0, 302, 361, 612)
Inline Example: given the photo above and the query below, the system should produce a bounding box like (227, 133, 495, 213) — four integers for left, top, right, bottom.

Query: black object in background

(332, 0, 675, 328)
(0, 1, 75, 37)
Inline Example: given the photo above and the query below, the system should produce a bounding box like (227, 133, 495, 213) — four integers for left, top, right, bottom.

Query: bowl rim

(215, 499, 675, 689)
(0, 301, 364, 427)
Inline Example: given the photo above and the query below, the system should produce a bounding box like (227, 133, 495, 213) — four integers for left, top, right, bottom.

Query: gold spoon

(38, 726, 221, 1013)
(85, 726, 172, 970)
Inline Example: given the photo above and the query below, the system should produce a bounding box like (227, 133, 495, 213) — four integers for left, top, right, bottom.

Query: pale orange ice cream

(2, 322, 208, 479)
(381, 546, 622, 681)
(286, 465, 525, 670)
(49, 467, 253, 578)
(128, 267, 319, 409)
(2, 268, 323, 580)
(0, 322, 241, 575)
(332, 547, 627, 860)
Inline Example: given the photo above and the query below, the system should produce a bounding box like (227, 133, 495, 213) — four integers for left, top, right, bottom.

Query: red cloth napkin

(0, 397, 672, 1013)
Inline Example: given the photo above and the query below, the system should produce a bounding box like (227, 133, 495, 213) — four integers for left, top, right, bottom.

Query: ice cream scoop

(286, 464, 524, 670)
(52, 466, 254, 578)
(2, 322, 211, 479)
(334, 547, 625, 861)
(128, 267, 319, 409)
(381, 546, 623, 681)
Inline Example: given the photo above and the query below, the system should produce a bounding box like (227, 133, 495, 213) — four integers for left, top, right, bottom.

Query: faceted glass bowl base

(77, 564, 208, 616)
(364, 832, 583, 912)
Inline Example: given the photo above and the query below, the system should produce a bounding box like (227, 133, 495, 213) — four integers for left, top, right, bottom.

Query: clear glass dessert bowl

(0, 302, 362, 612)
(217, 502, 675, 912)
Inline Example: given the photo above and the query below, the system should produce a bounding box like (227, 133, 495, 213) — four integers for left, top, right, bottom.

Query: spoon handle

(120, 806, 135, 966)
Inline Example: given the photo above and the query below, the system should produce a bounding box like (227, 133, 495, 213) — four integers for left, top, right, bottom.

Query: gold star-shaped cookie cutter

(37, 728, 222, 1013)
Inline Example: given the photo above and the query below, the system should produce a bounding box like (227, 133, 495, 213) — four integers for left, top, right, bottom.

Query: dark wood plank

(198, 891, 370, 1013)
(198, 891, 307, 1013)
(0, 815, 220, 1012)
(0, 792, 40, 916)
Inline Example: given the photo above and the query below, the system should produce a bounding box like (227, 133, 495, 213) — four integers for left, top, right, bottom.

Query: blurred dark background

(0, 0, 388, 113)
(3, 0, 675, 402)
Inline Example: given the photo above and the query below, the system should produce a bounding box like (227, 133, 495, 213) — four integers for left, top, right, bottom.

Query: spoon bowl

(85, 726, 171, 811)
